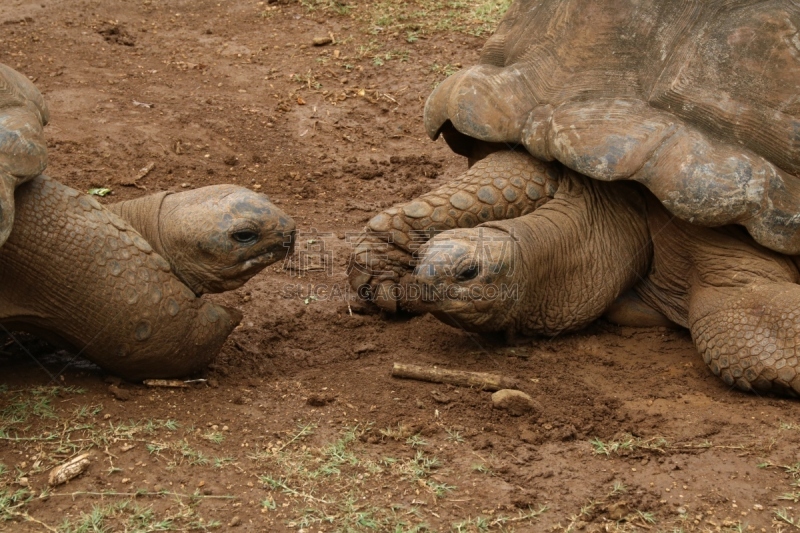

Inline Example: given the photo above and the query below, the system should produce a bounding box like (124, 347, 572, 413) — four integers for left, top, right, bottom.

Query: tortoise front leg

(637, 204, 800, 396)
(689, 282, 800, 396)
(348, 150, 559, 310)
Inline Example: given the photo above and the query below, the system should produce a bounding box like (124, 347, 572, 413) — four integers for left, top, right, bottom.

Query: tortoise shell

(425, 0, 800, 254)
(0, 63, 49, 247)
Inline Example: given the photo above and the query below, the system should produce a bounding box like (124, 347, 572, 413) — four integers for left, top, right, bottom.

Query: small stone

(306, 394, 335, 407)
(354, 342, 376, 354)
(18, 477, 29, 487)
(430, 390, 451, 404)
(753, 504, 764, 511)
(491, 389, 540, 416)
(312, 36, 333, 46)
(228, 516, 241, 527)
(606, 501, 629, 520)
(519, 429, 539, 444)
(108, 385, 131, 401)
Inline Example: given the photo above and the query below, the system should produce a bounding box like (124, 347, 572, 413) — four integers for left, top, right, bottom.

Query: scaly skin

(410, 170, 652, 336)
(412, 156, 800, 396)
(0, 175, 242, 380)
(348, 150, 559, 310)
(637, 202, 800, 395)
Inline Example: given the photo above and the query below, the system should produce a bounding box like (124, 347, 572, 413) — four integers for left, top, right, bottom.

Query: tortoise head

(159, 185, 296, 295)
(408, 226, 521, 332)
(0, 63, 50, 248)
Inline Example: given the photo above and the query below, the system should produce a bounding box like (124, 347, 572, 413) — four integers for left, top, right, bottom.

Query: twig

(143, 379, 189, 389)
(123, 162, 155, 189)
(48, 490, 237, 500)
(19, 512, 58, 532)
(391, 363, 519, 391)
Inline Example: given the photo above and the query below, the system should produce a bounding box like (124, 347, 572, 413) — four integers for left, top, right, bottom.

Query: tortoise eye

(456, 264, 480, 281)
(231, 230, 259, 244)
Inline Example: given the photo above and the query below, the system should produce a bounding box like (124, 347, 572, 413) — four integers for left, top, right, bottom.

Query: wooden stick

(123, 161, 155, 189)
(143, 379, 189, 388)
(391, 363, 518, 391)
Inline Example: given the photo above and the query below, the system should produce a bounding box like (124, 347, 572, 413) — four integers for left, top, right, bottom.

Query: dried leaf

(48, 453, 91, 486)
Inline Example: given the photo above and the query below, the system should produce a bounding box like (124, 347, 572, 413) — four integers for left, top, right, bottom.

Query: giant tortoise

(349, 0, 800, 395)
(0, 64, 295, 380)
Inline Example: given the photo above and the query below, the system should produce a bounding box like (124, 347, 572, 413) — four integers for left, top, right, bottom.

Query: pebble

(519, 429, 538, 444)
(353, 342, 376, 354)
(228, 516, 241, 527)
(108, 385, 131, 401)
(430, 390, 451, 404)
(491, 389, 539, 416)
(312, 36, 332, 46)
(606, 501, 629, 520)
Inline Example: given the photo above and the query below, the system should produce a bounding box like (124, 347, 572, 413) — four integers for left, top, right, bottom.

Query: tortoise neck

(488, 172, 652, 336)
(107, 192, 171, 260)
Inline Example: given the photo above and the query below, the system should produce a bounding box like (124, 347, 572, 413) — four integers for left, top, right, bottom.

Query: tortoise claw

(348, 231, 415, 310)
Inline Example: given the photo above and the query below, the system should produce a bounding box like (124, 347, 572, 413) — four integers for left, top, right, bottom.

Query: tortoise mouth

(221, 229, 295, 275)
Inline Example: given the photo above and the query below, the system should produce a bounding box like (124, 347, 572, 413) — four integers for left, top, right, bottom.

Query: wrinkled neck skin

(107, 192, 211, 295)
(491, 171, 652, 336)
(107, 192, 169, 257)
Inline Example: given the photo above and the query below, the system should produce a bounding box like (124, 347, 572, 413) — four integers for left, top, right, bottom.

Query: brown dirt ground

(1, 1, 800, 532)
